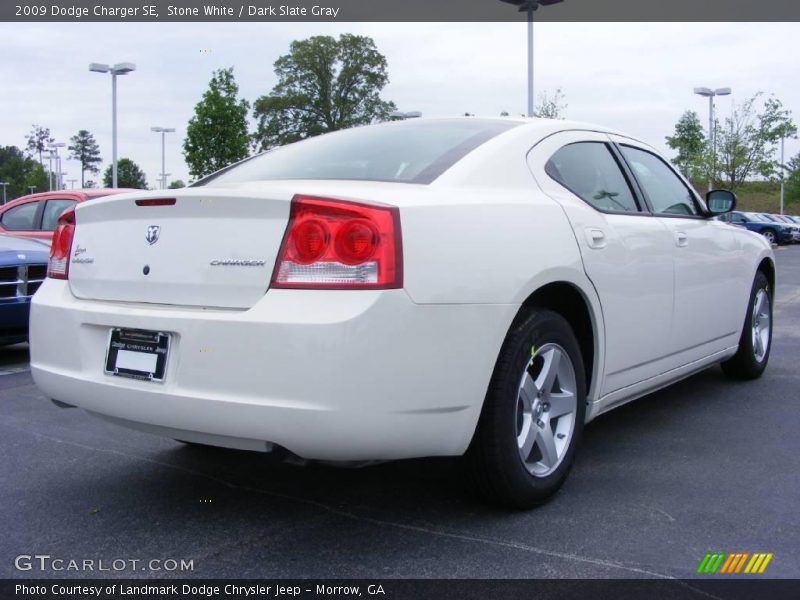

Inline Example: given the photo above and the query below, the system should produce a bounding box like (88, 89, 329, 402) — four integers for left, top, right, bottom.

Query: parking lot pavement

(2, 247, 799, 581)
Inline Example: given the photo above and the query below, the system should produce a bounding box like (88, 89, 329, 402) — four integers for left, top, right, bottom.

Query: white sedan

(30, 118, 774, 508)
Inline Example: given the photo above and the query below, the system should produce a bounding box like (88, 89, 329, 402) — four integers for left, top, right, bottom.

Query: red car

(0, 189, 133, 243)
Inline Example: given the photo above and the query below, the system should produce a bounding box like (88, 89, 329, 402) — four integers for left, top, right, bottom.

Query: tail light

(271, 195, 402, 289)
(48, 208, 76, 280)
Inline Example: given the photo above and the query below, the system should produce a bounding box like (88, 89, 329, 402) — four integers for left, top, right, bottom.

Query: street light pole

(49, 142, 66, 190)
(499, 0, 564, 118)
(694, 86, 731, 192)
(151, 127, 176, 189)
(780, 136, 785, 216)
(67, 179, 77, 190)
(527, 4, 534, 117)
(0, 182, 7, 204)
(46, 152, 54, 191)
(90, 62, 136, 188)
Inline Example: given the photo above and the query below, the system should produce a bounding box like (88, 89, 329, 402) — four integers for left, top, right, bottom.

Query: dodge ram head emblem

(146, 225, 161, 245)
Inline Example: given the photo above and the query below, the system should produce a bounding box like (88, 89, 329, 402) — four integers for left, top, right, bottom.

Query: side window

(731, 213, 747, 223)
(0, 202, 40, 231)
(41, 199, 77, 231)
(545, 142, 640, 213)
(619, 145, 699, 216)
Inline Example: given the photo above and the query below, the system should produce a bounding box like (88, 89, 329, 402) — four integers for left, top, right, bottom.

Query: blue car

(0, 234, 49, 345)
(719, 211, 797, 245)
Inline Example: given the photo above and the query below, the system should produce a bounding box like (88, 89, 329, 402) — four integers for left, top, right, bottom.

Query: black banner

(3, 0, 800, 23)
(4, 579, 800, 600)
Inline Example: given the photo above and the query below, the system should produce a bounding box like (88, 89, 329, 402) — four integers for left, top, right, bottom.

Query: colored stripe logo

(697, 552, 773, 574)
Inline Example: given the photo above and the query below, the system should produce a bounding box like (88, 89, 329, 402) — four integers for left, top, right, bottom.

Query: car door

(528, 131, 675, 397)
(614, 139, 746, 361)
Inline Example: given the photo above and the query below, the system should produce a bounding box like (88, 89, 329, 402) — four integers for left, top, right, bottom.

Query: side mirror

(705, 189, 736, 216)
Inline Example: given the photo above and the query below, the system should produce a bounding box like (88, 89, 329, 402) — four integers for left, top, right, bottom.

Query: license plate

(104, 328, 170, 382)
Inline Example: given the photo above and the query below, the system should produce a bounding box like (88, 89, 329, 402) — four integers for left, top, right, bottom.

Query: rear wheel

(721, 271, 772, 380)
(468, 309, 586, 509)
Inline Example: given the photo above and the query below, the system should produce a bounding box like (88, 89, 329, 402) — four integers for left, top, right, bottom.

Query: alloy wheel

(515, 343, 578, 477)
(751, 288, 771, 362)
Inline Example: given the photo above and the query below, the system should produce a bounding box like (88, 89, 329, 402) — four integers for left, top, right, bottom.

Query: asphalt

(1, 247, 799, 580)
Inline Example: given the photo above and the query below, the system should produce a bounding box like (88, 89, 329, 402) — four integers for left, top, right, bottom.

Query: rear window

(197, 119, 519, 187)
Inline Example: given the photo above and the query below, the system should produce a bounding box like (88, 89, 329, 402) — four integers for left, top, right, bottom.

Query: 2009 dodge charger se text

(30, 118, 774, 508)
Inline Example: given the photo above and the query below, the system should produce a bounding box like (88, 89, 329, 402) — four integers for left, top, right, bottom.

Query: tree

(68, 130, 102, 187)
(536, 88, 567, 119)
(103, 158, 147, 189)
(183, 67, 250, 179)
(25, 124, 54, 164)
(0, 146, 49, 201)
(786, 152, 800, 204)
(665, 110, 706, 179)
(168, 179, 186, 189)
(252, 34, 396, 151)
(714, 93, 796, 190)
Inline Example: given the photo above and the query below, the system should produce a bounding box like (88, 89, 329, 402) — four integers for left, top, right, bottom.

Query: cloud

(0, 22, 797, 188)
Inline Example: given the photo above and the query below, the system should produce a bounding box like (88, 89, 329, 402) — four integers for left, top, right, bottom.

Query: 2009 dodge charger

(30, 118, 774, 507)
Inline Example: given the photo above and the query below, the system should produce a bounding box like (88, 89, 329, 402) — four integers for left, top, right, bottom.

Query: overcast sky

(1, 22, 798, 188)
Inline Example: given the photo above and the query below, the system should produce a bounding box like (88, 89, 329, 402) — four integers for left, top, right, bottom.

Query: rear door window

(41, 199, 77, 231)
(545, 142, 641, 213)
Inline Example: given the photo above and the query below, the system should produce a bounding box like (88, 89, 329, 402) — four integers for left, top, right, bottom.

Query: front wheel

(721, 271, 772, 380)
(467, 309, 586, 509)
(762, 229, 777, 245)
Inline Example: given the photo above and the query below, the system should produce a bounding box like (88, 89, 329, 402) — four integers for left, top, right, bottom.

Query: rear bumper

(30, 280, 514, 460)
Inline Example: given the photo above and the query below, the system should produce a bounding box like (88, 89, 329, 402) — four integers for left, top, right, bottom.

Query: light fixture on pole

(67, 179, 78, 190)
(90, 62, 137, 188)
(28, 186, 36, 194)
(694, 86, 731, 192)
(0, 182, 7, 204)
(150, 126, 176, 189)
(158, 173, 172, 190)
(499, 0, 564, 118)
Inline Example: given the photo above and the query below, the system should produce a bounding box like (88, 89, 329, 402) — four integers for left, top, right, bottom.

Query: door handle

(585, 228, 606, 249)
(675, 231, 688, 247)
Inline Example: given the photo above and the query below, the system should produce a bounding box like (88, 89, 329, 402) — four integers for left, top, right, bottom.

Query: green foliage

(666, 110, 706, 178)
(252, 34, 396, 151)
(786, 152, 800, 204)
(102, 158, 147, 189)
(24, 124, 54, 164)
(536, 88, 567, 119)
(0, 145, 49, 201)
(714, 93, 796, 190)
(68, 130, 102, 187)
(168, 179, 186, 189)
(183, 67, 251, 179)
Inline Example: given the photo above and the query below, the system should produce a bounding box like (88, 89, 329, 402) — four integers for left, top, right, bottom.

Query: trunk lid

(68, 188, 293, 309)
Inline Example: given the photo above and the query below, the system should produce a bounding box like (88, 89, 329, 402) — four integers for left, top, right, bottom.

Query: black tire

(467, 309, 587, 509)
(721, 271, 773, 380)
